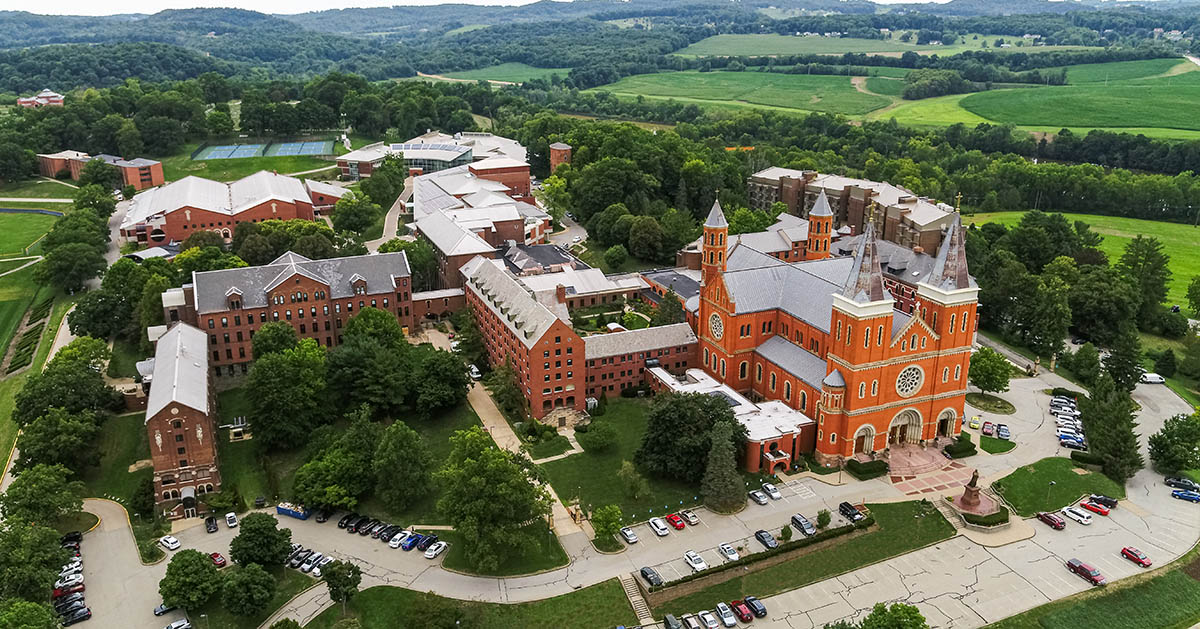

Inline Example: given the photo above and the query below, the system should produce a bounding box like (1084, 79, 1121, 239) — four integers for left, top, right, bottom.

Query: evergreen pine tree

(1154, 349, 1177, 378)
(1103, 326, 1143, 393)
(1081, 372, 1144, 484)
(702, 419, 745, 514)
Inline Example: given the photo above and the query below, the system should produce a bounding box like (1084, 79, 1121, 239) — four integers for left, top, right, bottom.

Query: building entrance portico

(937, 409, 956, 438)
(853, 424, 876, 455)
(888, 409, 921, 445)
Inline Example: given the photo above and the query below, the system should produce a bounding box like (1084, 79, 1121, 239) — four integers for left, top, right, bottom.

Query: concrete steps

(933, 499, 964, 530)
(619, 573, 654, 625)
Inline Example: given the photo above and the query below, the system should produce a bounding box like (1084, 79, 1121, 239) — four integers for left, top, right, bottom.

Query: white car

(388, 531, 412, 549)
(58, 564, 83, 577)
(648, 517, 670, 537)
(225, 512, 238, 528)
(683, 550, 708, 572)
(1056, 427, 1081, 439)
(717, 543, 739, 562)
(468, 364, 482, 380)
(312, 556, 335, 577)
(1062, 506, 1093, 525)
(571, 236, 581, 243)
(762, 483, 782, 500)
(698, 610, 721, 629)
(619, 526, 638, 544)
(715, 602, 738, 627)
(1141, 373, 1166, 384)
(424, 541, 448, 559)
(159, 535, 181, 551)
(300, 552, 324, 573)
(748, 490, 769, 505)
(165, 620, 192, 629)
(54, 574, 83, 590)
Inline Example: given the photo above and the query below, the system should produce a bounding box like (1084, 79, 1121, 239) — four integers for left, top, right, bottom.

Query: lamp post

(201, 614, 209, 629)
(1046, 480, 1056, 504)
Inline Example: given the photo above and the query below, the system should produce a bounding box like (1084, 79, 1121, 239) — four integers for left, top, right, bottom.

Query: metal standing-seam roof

(461, 256, 569, 349)
(121, 171, 311, 230)
(584, 323, 697, 360)
(146, 323, 209, 421)
(414, 210, 496, 257)
(753, 335, 829, 389)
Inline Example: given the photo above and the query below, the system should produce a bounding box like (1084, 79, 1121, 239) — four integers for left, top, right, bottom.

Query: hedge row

(1070, 450, 1104, 466)
(6, 323, 44, 374)
(1051, 387, 1086, 400)
(27, 296, 53, 324)
(650, 516, 874, 591)
(845, 458, 889, 480)
(943, 433, 976, 458)
(962, 505, 1010, 527)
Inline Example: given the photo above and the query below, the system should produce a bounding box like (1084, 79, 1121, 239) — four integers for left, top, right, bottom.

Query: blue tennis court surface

(265, 141, 334, 157)
(194, 144, 265, 160)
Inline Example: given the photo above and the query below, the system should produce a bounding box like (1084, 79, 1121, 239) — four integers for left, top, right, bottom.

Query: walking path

(364, 178, 413, 252)
(284, 165, 340, 177)
(0, 256, 41, 277)
(530, 430, 583, 464)
(0, 197, 72, 203)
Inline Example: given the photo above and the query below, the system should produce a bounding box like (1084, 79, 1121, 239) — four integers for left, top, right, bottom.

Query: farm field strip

(442, 62, 571, 83)
(591, 71, 890, 115)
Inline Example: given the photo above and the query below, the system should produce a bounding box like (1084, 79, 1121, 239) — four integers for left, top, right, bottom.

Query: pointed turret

(806, 190, 833, 260)
(840, 224, 891, 304)
(705, 199, 728, 228)
(926, 214, 973, 291)
(809, 190, 833, 217)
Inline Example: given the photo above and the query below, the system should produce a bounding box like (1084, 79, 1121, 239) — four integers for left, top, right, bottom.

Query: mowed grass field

(965, 211, 1200, 306)
(592, 71, 890, 115)
(0, 178, 77, 199)
(443, 62, 571, 83)
(959, 83, 1200, 132)
(1058, 57, 1190, 84)
(0, 211, 58, 256)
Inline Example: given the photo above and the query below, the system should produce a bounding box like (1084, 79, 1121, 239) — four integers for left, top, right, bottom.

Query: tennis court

(193, 144, 266, 160)
(265, 141, 335, 157)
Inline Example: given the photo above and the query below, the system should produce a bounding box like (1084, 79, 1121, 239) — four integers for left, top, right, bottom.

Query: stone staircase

(619, 573, 655, 625)
(933, 498, 964, 531)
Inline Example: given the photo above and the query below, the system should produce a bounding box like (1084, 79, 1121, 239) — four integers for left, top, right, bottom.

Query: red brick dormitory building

(37, 150, 165, 191)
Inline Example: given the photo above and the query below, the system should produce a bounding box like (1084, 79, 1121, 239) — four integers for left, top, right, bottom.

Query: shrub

(816, 509, 831, 529)
(1051, 387, 1086, 400)
(779, 526, 792, 541)
(577, 421, 617, 452)
(943, 432, 977, 458)
(1070, 450, 1105, 466)
(961, 505, 1009, 527)
(619, 384, 649, 398)
(845, 458, 889, 480)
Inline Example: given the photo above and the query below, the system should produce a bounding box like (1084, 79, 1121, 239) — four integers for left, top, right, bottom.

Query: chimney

(555, 284, 567, 304)
(912, 246, 924, 255)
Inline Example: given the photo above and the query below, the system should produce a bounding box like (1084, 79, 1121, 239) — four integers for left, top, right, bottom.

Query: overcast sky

(30, 0, 942, 17)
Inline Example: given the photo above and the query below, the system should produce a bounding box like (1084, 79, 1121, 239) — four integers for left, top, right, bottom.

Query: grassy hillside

(1059, 57, 1189, 84)
(965, 211, 1199, 306)
(591, 71, 890, 115)
(674, 33, 1095, 58)
(443, 62, 570, 83)
(959, 84, 1200, 132)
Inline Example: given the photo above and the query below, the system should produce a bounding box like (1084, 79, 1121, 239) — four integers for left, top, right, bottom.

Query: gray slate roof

(840, 224, 892, 304)
(754, 336, 829, 388)
(925, 214, 976, 290)
(462, 257, 569, 349)
(192, 251, 410, 314)
(146, 323, 209, 420)
(809, 189, 833, 217)
(584, 323, 697, 360)
(705, 200, 728, 228)
(721, 263, 842, 333)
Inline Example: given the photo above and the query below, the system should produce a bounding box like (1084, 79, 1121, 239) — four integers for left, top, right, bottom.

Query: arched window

(703, 348, 709, 364)
(942, 367, 949, 383)
(910, 333, 917, 348)
(859, 382, 866, 398)
(720, 359, 727, 377)
(739, 361, 748, 379)
(756, 364, 763, 382)
(962, 313, 969, 332)
(954, 365, 961, 380)
(921, 337, 927, 349)
(770, 373, 777, 391)
(877, 324, 883, 346)
(871, 379, 878, 395)
(836, 320, 842, 340)
(950, 313, 956, 331)
(864, 326, 871, 348)
(785, 381, 792, 400)
(830, 433, 837, 444)
(800, 391, 807, 411)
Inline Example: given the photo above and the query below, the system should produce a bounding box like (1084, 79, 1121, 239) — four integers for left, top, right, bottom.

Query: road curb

(87, 497, 167, 566)
(0, 428, 20, 485)
(256, 580, 326, 629)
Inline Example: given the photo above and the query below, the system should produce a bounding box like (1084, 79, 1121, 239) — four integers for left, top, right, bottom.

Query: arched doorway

(937, 410, 956, 438)
(853, 424, 876, 455)
(888, 410, 921, 445)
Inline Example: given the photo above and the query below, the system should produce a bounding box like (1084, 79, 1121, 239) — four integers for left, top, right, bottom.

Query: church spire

(809, 189, 833, 217)
(704, 199, 728, 228)
(926, 214, 972, 291)
(840, 223, 890, 304)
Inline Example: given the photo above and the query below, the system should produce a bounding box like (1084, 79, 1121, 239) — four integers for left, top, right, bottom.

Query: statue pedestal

(960, 484, 982, 510)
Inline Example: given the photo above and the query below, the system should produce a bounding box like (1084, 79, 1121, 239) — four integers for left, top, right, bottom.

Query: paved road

(365, 179, 413, 252)
(548, 214, 587, 247)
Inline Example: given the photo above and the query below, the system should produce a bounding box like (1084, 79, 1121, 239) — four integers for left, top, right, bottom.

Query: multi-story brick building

(36, 151, 165, 191)
(144, 322, 221, 519)
(160, 251, 414, 377)
(584, 324, 696, 398)
(18, 88, 63, 107)
(548, 142, 572, 174)
(693, 199, 977, 472)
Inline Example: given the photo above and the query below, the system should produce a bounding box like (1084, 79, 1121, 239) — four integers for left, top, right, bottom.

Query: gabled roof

(461, 256, 569, 349)
(415, 210, 496, 257)
(754, 336, 828, 389)
(721, 263, 842, 332)
(705, 200, 728, 228)
(146, 323, 209, 420)
(840, 224, 891, 304)
(121, 171, 310, 230)
(584, 323, 697, 360)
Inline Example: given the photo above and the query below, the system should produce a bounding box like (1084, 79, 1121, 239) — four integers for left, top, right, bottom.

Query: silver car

(698, 610, 721, 629)
(715, 602, 738, 627)
(748, 490, 768, 505)
(619, 526, 638, 544)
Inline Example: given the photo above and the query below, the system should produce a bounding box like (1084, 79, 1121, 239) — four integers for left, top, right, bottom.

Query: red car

(52, 584, 85, 599)
(1036, 511, 1065, 530)
(210, 552, 227, 568)
(1080, 501, 1109, 516)
(730, 600, 754, 622)
(982, 422, 995, 436)
(1121, 547, 1152, 567)
(665, 514, 686, 530)
(1066, 558, 1105, 586)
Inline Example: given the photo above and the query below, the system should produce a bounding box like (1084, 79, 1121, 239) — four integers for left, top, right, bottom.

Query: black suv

(639, 566, 663, 586)
(205, 516, 218, 533)
(839, 502, 864, 522)
(315, 508, 332, 523)
(743, 596, 768, 618)
(358, 519, 380, 536)
(1165, 477, 1200, 492)
(1090, 494, 1118, 509)
(60, 531, 82, 544)
(418, 534, 439, 551)
(338, 513, 359, 529)
(754, 529, 778, 549)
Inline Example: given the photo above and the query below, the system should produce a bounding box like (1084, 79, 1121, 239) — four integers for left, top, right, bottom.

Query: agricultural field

(1058, 57, 1191, 84)
(591, 71, 890, 115)
(673, 32, 1095, 58)
(442, 62, 571, 83)
(959, 83, 1200, 132)
(965, 211, 1200, 307)
(864, 76, 906, 96)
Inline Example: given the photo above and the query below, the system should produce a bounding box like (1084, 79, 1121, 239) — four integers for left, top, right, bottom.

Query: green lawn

(0, 292, 72, 474)
(527, 434, 572, 459)
(540, 399, 703, 522)
(79, 412, 151, 504)
(966, 392, 1016, 415)
(991, 457, 1125, 517)
(305, 580, 636, 629)
(106, 338, 147, 379)
(1138, 333, 1200, 410)
(591, 71, 890, 115)
(215, 388, 311, 507)
(0, 211, 59, 255)
(0, 259, 31, 274)
(979, 435, 1017, 454)
(51, 511, 99, 536)
(194, 566, 316, 629)
(443, 63, 571, 83)
(436, 520, 568, 576)
(573, 245, 659, 275)
(0, 267, 48, 366)
(965, 211, 1200, 307)
(0, 178, 76, 199)
(654, 500, 955, 617)
(160, 143, 336, 182)
(960, 84, 1200, 132)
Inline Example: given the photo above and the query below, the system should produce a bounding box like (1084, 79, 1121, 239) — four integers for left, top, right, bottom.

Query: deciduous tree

(159, 549, 221, 611)
(35, 242, 106, 292)
(373, 420, 433, 512)
(246, 339, 327, 451)
(1188, 276, 1200, 317)
(13, 360, 121, 427)
(251, 322, 298, 359)
(379, 238, 437, 292)
(229, 513, 293, 567)
(637, 393, 745, 484)
(603, 244, 627, 269)
(0, 598, 59, 629)
(617, 460, 648, 500)
(968, 347, 1010, 396)
(591, 504, 623, 541)
(0, 464, 84, 525)
(14, 409, 100, 475)
(650, 289, 685, 327)
(331, 193, 382, 235)
(0, 523, 67, 602)
(412, 347, 470, 415)
(322, 560, 362, 617)
(221, 563, 277, 616)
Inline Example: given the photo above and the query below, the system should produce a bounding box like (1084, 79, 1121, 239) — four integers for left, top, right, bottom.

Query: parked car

(681, 614, 703, 629)
(53, 593, 84, 610)
(314, 508, 332, 523)
(358, 519, 380, 536)
(743, 595, 767, 618)
(288, 549, 312, 569)
(968, 416, 981, 429)
(680, 510, 699, 526)
(730, 600, 754, 623)
(683, 550, 708, 572)
(369, 522, 389, 538)
(378, 526, 401, 543)
(53, 584, 84, 599)
(1080, 501, 1109, 516)
(55, 599, 86, 616)
(663, 614, 684, 629)
(791, 513, 816, 536)
(60, 608, 91, 626)
(61, 531, 82, 544)
(159, 535, 180, 551)
(1140, 373, 1166, 384)
(754, 529, 777, 550)
(982, 422, 995, 436)
(205, 517, 218, 534)
(346, 516, 369, 533)
(714, 602, 737, 627)
(401, 534, 424, 551)
(762, 483, 782, 500)
(210, 552, 227, 568)
(1036, 512, 1066, 530)
(839, 502, 864, 522)
(649, 517, 670, 537)
(639, 566, 663, 587)
(337, 513, 358, 529)
(1059, 438, 1087, 451)
(1066, 558, 1106, 586)
(312, 556, 336, 577)
(717, 543, 739, 562)
(1165, 476, 1200, 491)
(224, 512, 238, 528)
(152, 603, 176, 616)
(1172, 489, 1200, 503)
(468, 364, 482, 380)
(748, 490, 768, 505)
(300, 552, 323, 573)
(619, 527, 638, 544)
(389, 531, 412, 549)
(424, 541, 448, 559)
(54, 574, 83, 590)
(165, 620, 192, 629)
(1090, 494, 1118, 509)
(697, 610, 720, 629)
(1121, 546, 1152, 567)
(418, 534, 439, 551)
(1061, 506, 1093, 525)
(61, 540, 80, 552)
(285, 547, 305, 565)
(665, 513, 686, 530)
(997, 424, 1011, 440)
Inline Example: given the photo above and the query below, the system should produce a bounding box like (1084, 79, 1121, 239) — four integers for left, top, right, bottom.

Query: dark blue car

(402, 533, 424, 551)
(1171, 490, 1200, 503)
